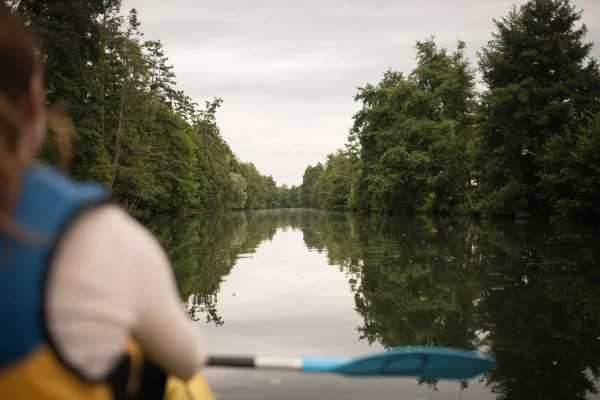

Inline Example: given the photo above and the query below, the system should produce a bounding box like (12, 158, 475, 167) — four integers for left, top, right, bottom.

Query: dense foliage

(9, 0, 285, 212)
(300, 0, 600, 221)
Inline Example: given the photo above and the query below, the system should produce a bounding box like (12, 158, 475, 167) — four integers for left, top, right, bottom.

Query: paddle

(207, 347, 495, 380)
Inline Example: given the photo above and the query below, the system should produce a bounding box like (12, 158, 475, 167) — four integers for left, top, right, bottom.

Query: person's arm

(130, 216, 208, 380)
(46, 205, 206, 381)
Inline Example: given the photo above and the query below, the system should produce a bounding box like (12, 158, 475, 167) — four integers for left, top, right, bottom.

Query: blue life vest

(0, 163, 109, 369)
(0, 164, 215, 400)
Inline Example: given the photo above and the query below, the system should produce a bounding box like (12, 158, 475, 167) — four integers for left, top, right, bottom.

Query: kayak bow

(207, 346, 495, 380)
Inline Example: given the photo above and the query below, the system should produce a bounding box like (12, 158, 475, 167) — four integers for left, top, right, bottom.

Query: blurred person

(0, 5, 212, 399)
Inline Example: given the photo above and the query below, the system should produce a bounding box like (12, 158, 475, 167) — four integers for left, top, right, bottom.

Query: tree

(16, 0, 106, 179)
(538, 113, 600, 221)
(12, 3, 276, 213)
(108, 9, 147, 188)
(288, 185, 300, 208)
(350, 38, 476, 214)
(229, 173, 247, 209)
(278, 184, 290, 208)
(143, 39, 176, 136)
(193, 98, 238, 210)
(87, 0, 123, 185)
(264, 176, 279, 208)
(472, 0, 600, 218)
(238, 162, 268, 210)
(301, 163, 324, 208)
(310, 150, 359, 210)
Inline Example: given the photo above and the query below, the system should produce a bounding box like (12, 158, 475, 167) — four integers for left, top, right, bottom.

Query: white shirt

(45, 204, 206, 381)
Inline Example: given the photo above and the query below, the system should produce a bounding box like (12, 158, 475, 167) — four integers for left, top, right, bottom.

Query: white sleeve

(46, 205, 206, 381)
(129, 213, 208, 380)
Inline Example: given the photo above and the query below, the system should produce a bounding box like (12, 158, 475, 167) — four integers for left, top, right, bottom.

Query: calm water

(144, 209, 600, 400)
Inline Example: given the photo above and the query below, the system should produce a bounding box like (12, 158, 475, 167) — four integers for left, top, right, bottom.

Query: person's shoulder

(72, 205, 163, 255)
(87, 205, 144, 233)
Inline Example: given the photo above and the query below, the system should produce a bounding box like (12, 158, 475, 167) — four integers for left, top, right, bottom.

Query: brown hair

(0, 4, 72, 237)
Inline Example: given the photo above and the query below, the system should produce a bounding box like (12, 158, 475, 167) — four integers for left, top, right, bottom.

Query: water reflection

(143, 210, 600, 399)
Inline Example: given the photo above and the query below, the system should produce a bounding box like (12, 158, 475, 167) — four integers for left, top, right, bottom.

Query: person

(0, 5, 212, 400)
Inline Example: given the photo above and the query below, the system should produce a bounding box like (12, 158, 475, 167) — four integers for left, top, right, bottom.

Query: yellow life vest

(0, 341, 214, 400)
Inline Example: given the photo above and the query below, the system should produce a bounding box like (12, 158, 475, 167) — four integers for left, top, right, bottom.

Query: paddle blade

(301, 356, 349, 373)
(304, 347, 495, 380)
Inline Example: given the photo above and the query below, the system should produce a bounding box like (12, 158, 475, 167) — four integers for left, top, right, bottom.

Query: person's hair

(0, 4, 72, 238)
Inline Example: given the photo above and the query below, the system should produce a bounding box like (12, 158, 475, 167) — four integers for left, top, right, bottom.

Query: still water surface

(144, 209, 600, 400)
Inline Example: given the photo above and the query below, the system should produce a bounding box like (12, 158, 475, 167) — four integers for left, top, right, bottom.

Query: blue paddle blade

(301, 347, 495, 380)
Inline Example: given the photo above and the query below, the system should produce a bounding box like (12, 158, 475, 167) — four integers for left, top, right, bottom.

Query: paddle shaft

(207, 356, 303, 371)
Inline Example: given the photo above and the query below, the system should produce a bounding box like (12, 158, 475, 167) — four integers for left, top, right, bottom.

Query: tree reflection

(142, 209, 600, 399)
(142, 210, 266, 326)
(300, 213, 600, 399)
(473, 221, 600, 400)
(141, 209, 317, 326)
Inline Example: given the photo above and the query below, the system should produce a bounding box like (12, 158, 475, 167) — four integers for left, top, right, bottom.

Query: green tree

(143, 39, 176, 136)
(301, 163, 324, 208)
(238, 162, 268, 210)
(229, 173, 248, 210)
(15, 0, 106, 179)
(472, 0, 600, 218)
(193, 98, 238, 210)
(288, 185, 300, 208)
(277, 184, 290, 208)
(87, 0, 122, 185)
(264, 176, 280, 208)
(351, 38, 476, 214)
(311, 149, 359, 210)
(107, 9, 147, 188)
(538, 113, 600, 221)
(12, 3, 276, 213)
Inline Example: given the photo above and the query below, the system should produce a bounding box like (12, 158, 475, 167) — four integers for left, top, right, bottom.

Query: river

(143, 209, 600, 400)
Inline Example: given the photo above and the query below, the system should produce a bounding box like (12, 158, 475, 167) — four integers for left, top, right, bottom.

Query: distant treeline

(9, 0, 285, 212)
(297, 0, 600, 221)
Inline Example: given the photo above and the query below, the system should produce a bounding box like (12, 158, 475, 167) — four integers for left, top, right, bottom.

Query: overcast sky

(122, 0, 600, 186)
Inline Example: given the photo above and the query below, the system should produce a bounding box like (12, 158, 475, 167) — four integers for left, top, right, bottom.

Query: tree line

(8, 0, 285, 212)
(299, 0, 600, 221)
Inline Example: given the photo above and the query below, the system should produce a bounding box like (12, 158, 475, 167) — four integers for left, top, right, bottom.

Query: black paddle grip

(207, 356, 255, 368)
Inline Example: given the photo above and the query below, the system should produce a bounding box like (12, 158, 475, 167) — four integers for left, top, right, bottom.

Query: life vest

(0, 164, 214, 400)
